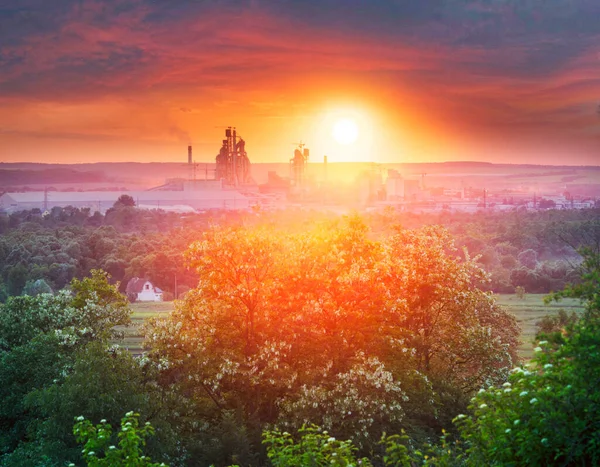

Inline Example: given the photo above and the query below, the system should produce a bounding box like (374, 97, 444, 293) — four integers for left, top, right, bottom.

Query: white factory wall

(0, 190, 250, 213)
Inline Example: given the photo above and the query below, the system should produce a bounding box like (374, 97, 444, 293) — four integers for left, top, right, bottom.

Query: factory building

(0, 189, 250, 213)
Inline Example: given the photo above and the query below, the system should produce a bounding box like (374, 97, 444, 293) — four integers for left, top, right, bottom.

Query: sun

(332, 118, 359, 145)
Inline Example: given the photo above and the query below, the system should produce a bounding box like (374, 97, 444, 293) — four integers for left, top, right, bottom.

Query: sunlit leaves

(145, 217, 520, 444)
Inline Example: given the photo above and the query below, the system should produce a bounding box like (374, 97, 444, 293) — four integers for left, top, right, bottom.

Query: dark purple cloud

(0, 0, 599, 163)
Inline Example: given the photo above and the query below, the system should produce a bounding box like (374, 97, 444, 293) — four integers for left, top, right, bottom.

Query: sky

(1, 0, 600, 165)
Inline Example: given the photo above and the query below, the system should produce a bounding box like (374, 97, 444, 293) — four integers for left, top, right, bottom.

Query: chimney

(188, 145, 192, 165)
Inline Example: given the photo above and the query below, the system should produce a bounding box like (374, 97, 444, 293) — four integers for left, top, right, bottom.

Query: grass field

(495, 293, 584, 359)
(120, 294, 585, 359)
(119, 301, 174, 355)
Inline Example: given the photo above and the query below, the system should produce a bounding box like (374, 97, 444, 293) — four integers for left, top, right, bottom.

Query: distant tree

(538, 198, 556, 209)
(515, 285, 525, 299)
(86, 211, 104, 227)
(22, 279, 53, 296)
(535, 309, 578, 342)
(114, 194, 136, 208)
(517, 249, 538, 269)
(6, 264, 28, 296)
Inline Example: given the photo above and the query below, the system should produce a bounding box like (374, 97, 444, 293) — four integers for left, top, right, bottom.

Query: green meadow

(120, 294, 585, 359)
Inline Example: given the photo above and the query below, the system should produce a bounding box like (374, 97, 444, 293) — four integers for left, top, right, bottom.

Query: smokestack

(188, 145, 192, 165)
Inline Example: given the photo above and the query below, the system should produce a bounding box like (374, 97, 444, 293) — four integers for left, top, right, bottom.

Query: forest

(0, 204, 599, 466)
(1, 199, 598, 302)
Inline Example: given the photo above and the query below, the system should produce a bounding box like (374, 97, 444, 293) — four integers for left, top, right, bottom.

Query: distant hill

(0, 168, 107, 185)
(1, 161, 599, 192)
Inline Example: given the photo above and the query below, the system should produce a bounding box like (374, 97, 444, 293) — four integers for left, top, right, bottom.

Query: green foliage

(0, 270, 131, 351)
(456, 247, 600, 465)
(3, 210, 598, 466)
(456, 321, 600, 465)
(535, 308, 578, 342)
(546, 244, 600, 318)
(22, 278, 53, 296)
(73, 412, 167, 467)
(0, 271, 139, 465)
(263, 425, 372, 467)
(261, 427, 466, 467)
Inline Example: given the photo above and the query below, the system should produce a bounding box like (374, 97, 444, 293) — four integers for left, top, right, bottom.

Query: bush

(263, 425, 372, 467)
(456, 318, 600, 466)
(73, 412, 167, 466)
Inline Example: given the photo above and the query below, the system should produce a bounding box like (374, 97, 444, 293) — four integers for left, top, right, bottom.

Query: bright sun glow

(333, 118, 359, 145)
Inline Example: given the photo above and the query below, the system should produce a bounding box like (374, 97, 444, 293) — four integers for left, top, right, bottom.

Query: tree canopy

(146, 219, 520, 449)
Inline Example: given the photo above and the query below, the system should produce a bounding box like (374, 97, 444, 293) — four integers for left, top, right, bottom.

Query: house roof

(126, 277, 152, 294)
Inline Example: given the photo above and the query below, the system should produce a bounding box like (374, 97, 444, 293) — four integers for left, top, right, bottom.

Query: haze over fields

(1, 1, 600, 165)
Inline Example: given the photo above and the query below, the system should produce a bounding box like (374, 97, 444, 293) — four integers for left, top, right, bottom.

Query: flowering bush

(73, 412, 167, 467)
(263, 425, 372, 467)
(455, 319, 600, 465)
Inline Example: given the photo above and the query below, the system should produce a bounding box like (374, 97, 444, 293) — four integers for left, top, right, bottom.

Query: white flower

(100, 419, 106, 423)
(530, 398, 538, 404)
(504, 388, 511, 393)
(478, 388, 486, 394)
(505, 429, 511, 434)
(502, 382, 511, 387)
(538, 340, 548, 345)
(328, 437, 336, 443)
(88, 451, 95, 457)
(76, 416, 85, 422)
(479, 403, 488, 409)
(456, 414, 466, 419)
(109, 446, 116, 450)
(544, 364, 553, 369)
(534, 347, 543, 352)
(541, 438, 549, 445)
(519, 391, 528, 397)
(514, 419, 520, 425)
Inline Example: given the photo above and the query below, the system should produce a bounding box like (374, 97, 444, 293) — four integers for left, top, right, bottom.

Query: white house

(126, 277, 163, 302)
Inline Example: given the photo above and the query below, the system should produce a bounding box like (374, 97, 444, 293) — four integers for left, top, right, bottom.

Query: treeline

(367, 207, 600, 293)
(1, 203, 598, 301)
(0, 200, 242, 300)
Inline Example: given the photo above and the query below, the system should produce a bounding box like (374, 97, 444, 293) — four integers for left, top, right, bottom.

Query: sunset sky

(1, 0, 600, 165)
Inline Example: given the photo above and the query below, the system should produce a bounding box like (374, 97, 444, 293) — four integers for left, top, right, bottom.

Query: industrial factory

(0, 124, 431, 214)
(0, 128, 262, 214)
(4, 126, 583, 215)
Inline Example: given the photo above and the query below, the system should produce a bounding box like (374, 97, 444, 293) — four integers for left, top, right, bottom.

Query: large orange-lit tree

(145, 217, 519, 447)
